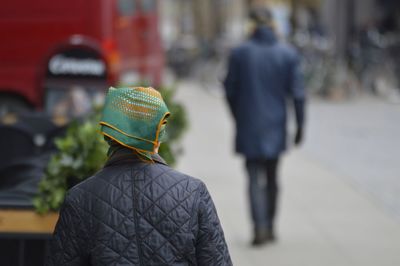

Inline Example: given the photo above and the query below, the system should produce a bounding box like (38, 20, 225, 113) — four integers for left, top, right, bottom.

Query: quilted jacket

(46, 148, 232, 266)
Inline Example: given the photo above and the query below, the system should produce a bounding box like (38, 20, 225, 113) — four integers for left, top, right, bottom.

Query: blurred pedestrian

(224, 7, 306, 246)
(46, 87, 232, 265)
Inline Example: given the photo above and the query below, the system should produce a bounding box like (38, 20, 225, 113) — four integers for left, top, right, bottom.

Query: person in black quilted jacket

(46, 87, 232, 266)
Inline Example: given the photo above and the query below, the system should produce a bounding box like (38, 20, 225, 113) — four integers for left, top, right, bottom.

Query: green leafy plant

(34, 86, 187, 214)
(33, 117, 108, 214)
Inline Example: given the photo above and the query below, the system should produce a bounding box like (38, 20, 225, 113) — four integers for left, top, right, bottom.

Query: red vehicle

(0, 0, 164, 114)
(0, 2, 163, 264)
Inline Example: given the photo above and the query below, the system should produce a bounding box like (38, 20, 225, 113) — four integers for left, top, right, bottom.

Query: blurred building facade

(160, 0, 245, 51)
(160, 0, 400, 97)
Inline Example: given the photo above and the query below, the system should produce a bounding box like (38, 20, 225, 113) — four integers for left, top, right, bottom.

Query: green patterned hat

(100, 86, 170, 154)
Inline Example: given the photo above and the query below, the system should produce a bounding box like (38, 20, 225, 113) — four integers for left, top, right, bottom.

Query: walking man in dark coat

(224, 8, 306, 246)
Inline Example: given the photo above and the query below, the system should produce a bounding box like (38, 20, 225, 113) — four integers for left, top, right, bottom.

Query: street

(175, 79, 400, 266)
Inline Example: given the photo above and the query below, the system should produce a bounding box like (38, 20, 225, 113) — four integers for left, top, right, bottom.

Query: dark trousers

(245, 158, 279, 231)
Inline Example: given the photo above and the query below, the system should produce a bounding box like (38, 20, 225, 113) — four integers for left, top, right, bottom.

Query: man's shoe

(251, 228, 275, 246)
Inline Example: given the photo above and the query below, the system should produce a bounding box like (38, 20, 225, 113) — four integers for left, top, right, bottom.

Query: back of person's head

(99, 86, 170, 160)
(249, 7, 274, 28)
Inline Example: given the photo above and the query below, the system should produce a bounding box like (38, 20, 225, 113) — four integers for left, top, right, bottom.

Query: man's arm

(223, 51, 239, 118)
(195, 183, 232, 266)
(45, 197, 90, 266)
(289, 51, 306, 145)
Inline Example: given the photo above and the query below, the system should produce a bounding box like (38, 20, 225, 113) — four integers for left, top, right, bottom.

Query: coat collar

(104, 147, 168, 168)
(251, 26, 277, 44)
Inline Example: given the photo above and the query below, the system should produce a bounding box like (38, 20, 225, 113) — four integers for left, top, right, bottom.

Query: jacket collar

(104, 147, 168, 168)
(251, 26, 277, 44)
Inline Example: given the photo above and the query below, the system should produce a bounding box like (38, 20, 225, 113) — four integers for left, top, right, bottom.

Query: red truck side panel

(0, 0, 103, 108)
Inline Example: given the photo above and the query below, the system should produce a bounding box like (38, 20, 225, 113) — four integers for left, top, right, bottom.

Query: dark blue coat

(224, 26, 305, 159)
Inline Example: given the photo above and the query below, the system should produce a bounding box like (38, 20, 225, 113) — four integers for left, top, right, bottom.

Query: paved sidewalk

(174, 80, 400, 266)
(303, 98, 400, 220)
